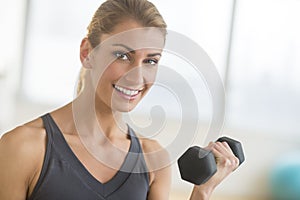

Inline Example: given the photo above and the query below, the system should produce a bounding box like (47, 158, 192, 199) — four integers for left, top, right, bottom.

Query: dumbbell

(177, 136, 245, 185)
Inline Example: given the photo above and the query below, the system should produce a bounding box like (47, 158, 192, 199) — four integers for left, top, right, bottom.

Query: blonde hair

(77, 0, 167, 95)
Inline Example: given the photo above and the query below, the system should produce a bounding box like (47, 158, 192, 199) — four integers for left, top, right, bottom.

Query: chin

(111, 100, 140, 113)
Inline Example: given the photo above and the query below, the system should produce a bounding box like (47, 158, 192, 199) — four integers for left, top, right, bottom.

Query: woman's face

(90, 20, 165, 112)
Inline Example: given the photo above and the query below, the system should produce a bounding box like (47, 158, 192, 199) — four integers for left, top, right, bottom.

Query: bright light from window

(227, 0, 300, 135)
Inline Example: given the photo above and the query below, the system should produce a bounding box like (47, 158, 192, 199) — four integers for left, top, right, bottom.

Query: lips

(113, 84, 144, 100)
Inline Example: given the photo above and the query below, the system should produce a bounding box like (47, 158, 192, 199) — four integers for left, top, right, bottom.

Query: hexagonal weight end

(178, 146, 217, 185)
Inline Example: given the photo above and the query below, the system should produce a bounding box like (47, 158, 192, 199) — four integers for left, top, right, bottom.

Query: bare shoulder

(0, 117, 46, 148)
(0, 116, 47, 166)
(139, 137, 163, 153)
(0, 117, 46, 169)
(138, 137, 172, 199)
(0, 117, 47, 199)
(138, 137, 171, 172)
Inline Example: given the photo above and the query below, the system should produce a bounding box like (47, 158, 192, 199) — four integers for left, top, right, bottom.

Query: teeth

(114, 85, 140, 96)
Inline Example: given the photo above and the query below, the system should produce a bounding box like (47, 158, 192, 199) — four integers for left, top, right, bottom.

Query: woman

(0, 0, 239, 199)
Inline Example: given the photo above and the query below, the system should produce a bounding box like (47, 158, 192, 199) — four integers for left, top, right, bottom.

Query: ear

(80, 37, 93, 69)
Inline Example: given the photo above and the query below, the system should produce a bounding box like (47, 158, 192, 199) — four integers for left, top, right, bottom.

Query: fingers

(194, 141, 240, 192)
(205, 141, 239, 171)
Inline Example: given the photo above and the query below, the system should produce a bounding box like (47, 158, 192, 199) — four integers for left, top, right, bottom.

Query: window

(0, 0, 27, 132)
(22, 0, 104, 105)
(226, 0, 300, 135)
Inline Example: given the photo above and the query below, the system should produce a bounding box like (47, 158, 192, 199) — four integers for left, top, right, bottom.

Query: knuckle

(222, 141, 228, 146)
(220, 157, 232, 167)
(220, 156, 239, 169)
(215, 141, 222, 146)
(233, 157, 240, 168)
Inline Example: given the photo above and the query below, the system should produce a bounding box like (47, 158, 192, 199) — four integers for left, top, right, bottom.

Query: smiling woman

(0, 0, 239, 200)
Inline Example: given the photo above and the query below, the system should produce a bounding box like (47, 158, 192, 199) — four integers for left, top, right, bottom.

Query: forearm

(189, 185, 215, 200)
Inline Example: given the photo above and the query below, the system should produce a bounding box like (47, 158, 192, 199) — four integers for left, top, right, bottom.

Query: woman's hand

(189, 141, 240, 200)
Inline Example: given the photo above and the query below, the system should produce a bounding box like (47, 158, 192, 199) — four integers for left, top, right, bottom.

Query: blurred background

(0, 0, 300, 199)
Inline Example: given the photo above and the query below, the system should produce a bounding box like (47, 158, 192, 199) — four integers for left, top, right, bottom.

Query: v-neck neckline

(45, 113, 140, 197)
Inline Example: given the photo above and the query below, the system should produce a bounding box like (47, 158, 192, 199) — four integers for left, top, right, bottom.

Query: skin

(0, 19, 239, 200)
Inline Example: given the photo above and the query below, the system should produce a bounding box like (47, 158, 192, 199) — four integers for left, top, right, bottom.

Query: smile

(113, 84, 143, 97)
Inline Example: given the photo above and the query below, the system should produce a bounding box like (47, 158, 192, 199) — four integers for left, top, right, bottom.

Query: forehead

(100, 21, 165, 52)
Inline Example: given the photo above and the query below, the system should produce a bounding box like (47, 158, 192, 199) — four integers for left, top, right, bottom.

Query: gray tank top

(27, 113, 149, 200)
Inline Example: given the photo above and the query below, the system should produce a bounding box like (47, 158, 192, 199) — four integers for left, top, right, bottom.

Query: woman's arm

(189, 141, 240, 200)
(147, 165, 172, 200)
(141, 139, 172, 200)
(0, 125, 46, 200)
(143, 139, 239, 200)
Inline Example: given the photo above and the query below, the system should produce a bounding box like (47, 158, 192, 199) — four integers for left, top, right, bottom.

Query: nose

(124, 60, 144, 85)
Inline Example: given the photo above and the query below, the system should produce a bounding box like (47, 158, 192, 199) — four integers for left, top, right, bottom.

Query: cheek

(99, 63, 127, 83)
(143, 67, 158, 84)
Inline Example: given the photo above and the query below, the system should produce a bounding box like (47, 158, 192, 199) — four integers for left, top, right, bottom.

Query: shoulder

(0, 117, 46, 150)
(139, 137, 163, 153)
(138, 137, 171, 172)
(0, 117, 47, 198)
(0, 116, 47, 162)
(138, 137, 172, 199)
(0, 117, 46, 179)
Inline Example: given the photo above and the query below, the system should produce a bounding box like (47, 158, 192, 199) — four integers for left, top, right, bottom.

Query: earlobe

(83, 56, 93, 69)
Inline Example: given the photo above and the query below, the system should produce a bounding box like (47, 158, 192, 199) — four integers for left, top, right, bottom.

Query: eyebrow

(112, 43, 162, 57)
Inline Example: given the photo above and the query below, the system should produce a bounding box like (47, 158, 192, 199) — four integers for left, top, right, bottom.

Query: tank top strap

(126, 125, 149, 175)
(127, 125, 140, 153)
(41, 113, 55, 142)
(29, 114, 54, 199)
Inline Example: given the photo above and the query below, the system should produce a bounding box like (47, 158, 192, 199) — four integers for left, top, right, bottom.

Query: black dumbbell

(177, 136, 245, 185)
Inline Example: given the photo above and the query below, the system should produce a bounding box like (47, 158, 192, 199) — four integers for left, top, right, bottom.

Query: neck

(72, 88, 127, 140)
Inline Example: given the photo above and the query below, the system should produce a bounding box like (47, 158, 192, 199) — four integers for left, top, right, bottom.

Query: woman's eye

(145, 59, 158, 66)
(113, 51, 129, 61)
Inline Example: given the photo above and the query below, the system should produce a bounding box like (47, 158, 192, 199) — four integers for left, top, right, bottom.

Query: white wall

(0, 0, 27, 132)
